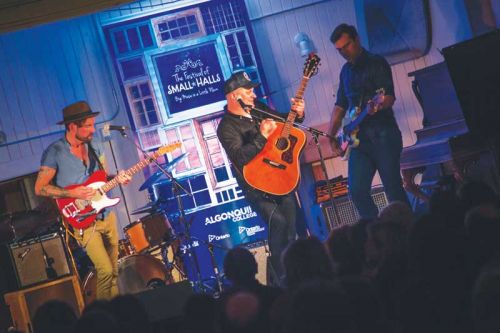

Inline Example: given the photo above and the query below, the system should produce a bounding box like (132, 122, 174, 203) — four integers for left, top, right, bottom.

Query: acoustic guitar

(56, 142, 181, 230)
(243, 53, 320, 195)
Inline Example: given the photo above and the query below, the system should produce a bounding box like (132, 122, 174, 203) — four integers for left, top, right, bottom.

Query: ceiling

(0, 0, 136, 34)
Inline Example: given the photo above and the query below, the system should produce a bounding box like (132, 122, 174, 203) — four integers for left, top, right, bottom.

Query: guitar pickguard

(281, 135, 298, 164)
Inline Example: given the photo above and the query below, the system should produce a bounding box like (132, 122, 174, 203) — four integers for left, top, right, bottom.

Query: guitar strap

(88, 142, 105, 172)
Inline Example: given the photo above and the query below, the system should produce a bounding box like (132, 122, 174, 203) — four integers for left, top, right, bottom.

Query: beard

(76, 133, 92, 143)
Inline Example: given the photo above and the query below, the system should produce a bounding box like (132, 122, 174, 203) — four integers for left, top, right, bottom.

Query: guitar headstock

(303, 53, 321, 78)
(157, 142, 182, 155)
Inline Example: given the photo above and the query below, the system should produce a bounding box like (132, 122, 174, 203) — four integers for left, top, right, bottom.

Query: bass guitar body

(243, 124, 306, 196)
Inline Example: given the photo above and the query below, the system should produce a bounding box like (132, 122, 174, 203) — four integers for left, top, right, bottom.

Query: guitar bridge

(263, 158, 286, 170)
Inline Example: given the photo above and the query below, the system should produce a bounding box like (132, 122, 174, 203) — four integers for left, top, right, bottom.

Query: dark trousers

(348, 124, 410, 219)
(244, 189, 297, 283)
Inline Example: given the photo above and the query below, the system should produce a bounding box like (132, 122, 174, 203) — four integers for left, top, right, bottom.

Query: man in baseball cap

(217, 71, 305, 285)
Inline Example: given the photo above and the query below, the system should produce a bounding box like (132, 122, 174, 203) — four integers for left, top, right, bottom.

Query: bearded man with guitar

(35, 101, 131, 300)
(329, 23, 410, 219)
(217, 71, 306, 284)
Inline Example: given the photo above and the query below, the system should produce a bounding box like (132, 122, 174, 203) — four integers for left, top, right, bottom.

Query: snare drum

(124, 213, 173, 253)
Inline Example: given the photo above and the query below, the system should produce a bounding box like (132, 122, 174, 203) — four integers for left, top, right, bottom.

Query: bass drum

(82, 254, 171, 304)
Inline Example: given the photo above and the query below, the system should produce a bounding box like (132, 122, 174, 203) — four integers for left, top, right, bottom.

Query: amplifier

(321, 187, 388, 228)
(4, 275, 84, 333)
(3, 232, 72, 289)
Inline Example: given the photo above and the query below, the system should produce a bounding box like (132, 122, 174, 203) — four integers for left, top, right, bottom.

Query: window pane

(144, 98, 154, 111)
(139, 25, 153, 47)
(206, 138, 221, 154)
(161, 32, 171, 41)
(180, 125, 194, 139)
(201, 121, 216, 136)
(214, 167, 229, 182)
(190, 175, 208, 191)
(129, 86, 140, 99)
(134, 101, 144, 114)
(147, 110, 158, 124)
(166, 129, 178, 143)
(171, 29, 180, 39)
(189, 24, 199, 34)
(210, 151, 224, 167)
(187, 15, 196, 24)
(139, 113, 148, 127)
(127, 28, 141, 50)
(194, 190, 211, 206)
(168, 20, 178, 29)
(120, 58, 145, 80)
(114, 30, 128, 54)
(140, 83, 150, 97)
(177, 17, 187, 27)
(158, 23, 168, 32)
(180, 26, 189, 36)
(185, 140, 202, 168)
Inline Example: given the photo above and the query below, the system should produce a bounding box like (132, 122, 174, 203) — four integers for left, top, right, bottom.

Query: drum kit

(82, 152, 227, 302)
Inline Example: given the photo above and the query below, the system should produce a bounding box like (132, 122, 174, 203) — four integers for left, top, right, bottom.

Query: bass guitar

(243, 53, 320, 195)
(336, 89, 385, 160)
(56, 142, 181, 230)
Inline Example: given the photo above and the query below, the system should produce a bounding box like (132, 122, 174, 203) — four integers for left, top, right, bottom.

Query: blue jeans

(348, 124, 409, 219)
(244, 190, 297, 283)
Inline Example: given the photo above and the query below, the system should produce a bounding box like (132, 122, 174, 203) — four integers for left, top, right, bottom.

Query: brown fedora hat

(57, 101, 100, 125)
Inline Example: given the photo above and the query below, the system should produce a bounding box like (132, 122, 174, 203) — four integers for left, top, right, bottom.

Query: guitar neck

(349, 105, 370, 129)
(281, 76, 309, 138)
(100, 151, 161, 193)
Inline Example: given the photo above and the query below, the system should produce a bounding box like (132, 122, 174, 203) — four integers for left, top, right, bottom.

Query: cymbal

(130, 202, 159, 215)
(139, 153, 188, 191)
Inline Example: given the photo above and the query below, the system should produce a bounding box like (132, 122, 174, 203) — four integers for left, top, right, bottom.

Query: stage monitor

(442, 29, 500, 140)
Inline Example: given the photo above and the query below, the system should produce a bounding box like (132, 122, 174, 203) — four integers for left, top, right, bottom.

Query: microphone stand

(240, 101, 339, 230)
(115, 130, 207, 292)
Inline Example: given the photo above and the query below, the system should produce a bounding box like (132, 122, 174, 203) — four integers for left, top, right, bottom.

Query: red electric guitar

(56, 142, 181, 230)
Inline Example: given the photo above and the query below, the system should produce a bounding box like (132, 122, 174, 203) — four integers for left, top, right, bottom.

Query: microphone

(237, 98, 251, 111)
(105, 124, 129, 132)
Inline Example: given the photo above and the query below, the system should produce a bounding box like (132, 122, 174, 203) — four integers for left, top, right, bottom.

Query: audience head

(326, 220, 369, 276)
(378, 201, 414, 228)
(287, 279, 355, 333)
(33, 300, 77, 333)
(183, 293, 217, 333)
(282, 236, 333, 290)
(109, 295, 149, 333)
(458, 180, 498, 212)
(220, 291, 262, 333)
(223, 247, 258, 286)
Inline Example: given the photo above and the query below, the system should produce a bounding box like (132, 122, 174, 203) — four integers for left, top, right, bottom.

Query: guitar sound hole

(276, 138, 289, 151)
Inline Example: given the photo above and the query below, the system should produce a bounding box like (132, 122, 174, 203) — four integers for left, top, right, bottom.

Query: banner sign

(172, 198, 268, 281)
(154, 43, 225, 114)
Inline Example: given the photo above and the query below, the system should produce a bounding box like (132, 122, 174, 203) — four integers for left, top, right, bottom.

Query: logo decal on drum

(239, 225, 265, 237)
(204, 205, 257, 225)
(208, 233, 230, 242)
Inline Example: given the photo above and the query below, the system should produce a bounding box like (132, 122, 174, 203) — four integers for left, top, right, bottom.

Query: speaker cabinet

(322, 187, 388, 228)
(4, 275, 84, 333)
(5, 232, 72, 289)
(243, 241, 269, 285)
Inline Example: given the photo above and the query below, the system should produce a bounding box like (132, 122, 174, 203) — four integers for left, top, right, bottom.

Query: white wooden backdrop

(1, 0, 498, 228)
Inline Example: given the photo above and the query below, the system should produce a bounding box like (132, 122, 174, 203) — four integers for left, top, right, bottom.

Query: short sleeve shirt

(41, 138, 104, 188)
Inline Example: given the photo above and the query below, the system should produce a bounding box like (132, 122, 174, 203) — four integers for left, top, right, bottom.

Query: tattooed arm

(34, 166, 95, 199)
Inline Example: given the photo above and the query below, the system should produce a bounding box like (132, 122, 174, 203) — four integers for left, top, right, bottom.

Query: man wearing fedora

(217, 71, 305, 284)
(35, 100, 130, 300)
